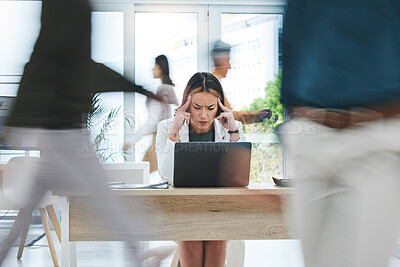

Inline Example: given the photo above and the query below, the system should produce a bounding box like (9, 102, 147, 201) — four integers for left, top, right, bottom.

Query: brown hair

(155, 55, 174, 86)
(179, 72, 225, 116)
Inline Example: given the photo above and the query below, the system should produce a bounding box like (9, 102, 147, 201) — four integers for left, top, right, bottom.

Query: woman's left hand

(217, 98, 237, 132)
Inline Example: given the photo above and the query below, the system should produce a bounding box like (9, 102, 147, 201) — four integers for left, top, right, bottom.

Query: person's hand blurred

(146, 94, 166, 107)
(156, 95, 164, 102)
(123, 142, 132, 152)
(259, 109, 272, 120)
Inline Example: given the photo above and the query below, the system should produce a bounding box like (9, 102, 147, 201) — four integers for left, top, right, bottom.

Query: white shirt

(146, 84, 179, 133)
(156, 118, 246, 183)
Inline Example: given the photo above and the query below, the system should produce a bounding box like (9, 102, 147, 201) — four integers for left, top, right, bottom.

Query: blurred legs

(283, 118, 400, 267)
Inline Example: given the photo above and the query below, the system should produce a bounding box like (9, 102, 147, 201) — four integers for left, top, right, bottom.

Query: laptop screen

(173, 142, 252, 187)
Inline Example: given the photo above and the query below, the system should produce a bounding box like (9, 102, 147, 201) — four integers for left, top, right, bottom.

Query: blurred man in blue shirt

(281, 0, 400, 266)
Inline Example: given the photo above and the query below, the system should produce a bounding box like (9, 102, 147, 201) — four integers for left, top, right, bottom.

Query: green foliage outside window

(241, 70, 284, 183)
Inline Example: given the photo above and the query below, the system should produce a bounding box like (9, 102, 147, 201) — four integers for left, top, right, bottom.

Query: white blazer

(156, 118, 246, 183)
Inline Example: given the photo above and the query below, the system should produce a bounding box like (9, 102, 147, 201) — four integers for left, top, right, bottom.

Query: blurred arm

(232, 110, 263, 125)
(224, 98, 263, 124)
(89, 60, 161, 101)
(157, 86, 179, 106)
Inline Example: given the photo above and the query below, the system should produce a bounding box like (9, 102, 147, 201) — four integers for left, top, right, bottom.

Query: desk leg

(61, 198, 76, 267)
(70, 242, 77, 267)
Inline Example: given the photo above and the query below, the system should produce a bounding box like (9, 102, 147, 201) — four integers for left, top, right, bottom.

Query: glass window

(134, 12, 198, 160)
(91, 12, 125, 162)
(0, 1, 41, 77)
(0, 1, 41, 159)
(0, 6, 125, 162)
(220, 13, 283, 183)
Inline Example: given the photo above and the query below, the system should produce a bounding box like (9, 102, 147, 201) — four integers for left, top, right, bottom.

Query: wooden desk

(58, 184, 293, 267)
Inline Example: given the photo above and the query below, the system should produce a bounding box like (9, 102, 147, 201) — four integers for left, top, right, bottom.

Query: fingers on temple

(218, 98, 230, 112)
(178, 95, 192, 112)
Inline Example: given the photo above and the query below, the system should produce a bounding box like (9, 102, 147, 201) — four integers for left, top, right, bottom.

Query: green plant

(86, 94, 133, 162)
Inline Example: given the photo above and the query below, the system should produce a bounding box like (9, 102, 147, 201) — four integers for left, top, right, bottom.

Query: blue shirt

(281, 0, 400, 109)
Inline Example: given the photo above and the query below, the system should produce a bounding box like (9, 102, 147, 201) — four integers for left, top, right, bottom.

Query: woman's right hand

(168, 95, 192, 142)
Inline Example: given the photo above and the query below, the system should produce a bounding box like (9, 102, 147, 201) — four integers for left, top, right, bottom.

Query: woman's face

(152, 63, 162, 79)
(188, 91, 219, 134)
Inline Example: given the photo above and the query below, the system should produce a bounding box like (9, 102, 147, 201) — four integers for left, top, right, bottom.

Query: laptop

(173, 142, 252, 187)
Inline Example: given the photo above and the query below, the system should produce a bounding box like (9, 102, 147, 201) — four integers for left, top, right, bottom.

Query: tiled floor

(2, 228, 400, 267)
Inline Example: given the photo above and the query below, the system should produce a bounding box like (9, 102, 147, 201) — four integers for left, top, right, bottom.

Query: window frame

(134, 4, 209, 72)
(208, 5, 287, 179)
(208, 5, 285, 70)
(1, 1, 289, 177)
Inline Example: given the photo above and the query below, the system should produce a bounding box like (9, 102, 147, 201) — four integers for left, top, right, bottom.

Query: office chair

(1, 156, 61, 267)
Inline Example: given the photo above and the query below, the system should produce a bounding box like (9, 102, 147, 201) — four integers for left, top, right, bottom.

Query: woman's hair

(179, 72, 225, 116)
(155, 55, 174, 86)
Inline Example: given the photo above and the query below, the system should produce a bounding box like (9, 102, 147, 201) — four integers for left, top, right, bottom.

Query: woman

(151, 55, 179, 119)
(156, 72, 245, 267)
(143, 55, 179, 173)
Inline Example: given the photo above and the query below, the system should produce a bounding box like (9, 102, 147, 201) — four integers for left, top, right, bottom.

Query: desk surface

(54, 183, 292, 197)
(64, 183, 294, 241)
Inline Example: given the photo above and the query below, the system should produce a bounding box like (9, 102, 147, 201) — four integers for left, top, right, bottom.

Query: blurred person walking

(280, 0, 400, 267)
(143, 55, 179, 173)
(0, 0, 161, 266)
(211, 40, 274, 124)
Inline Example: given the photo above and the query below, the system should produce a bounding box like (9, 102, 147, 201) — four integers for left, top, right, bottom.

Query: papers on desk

(109, 181, 169, 189)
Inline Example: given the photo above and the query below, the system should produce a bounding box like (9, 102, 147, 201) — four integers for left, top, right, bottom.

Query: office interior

(1, 0, 400, 266)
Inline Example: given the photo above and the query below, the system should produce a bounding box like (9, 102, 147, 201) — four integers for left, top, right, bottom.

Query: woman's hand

(217, 98, 240, 142)
(217, 98, 237, 131)
(168, 95, 192, 142)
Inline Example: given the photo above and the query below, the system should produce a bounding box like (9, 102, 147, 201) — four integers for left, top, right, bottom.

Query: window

(91, 11, 125, 162)
(0, 1, 41, 96)
(134, 12, 198, 113)
(210, 7, 284, 183)
(0, 1, 41, 160)
(0, 1, 41, 77)
(0, 1, 286, 181)
(133, 5, 206, 161)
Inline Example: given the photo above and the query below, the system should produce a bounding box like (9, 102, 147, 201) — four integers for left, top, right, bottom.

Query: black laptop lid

(173, 142, 252, 187)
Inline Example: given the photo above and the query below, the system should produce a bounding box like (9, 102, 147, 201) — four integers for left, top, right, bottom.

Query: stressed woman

(156, 72, 245, 267)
